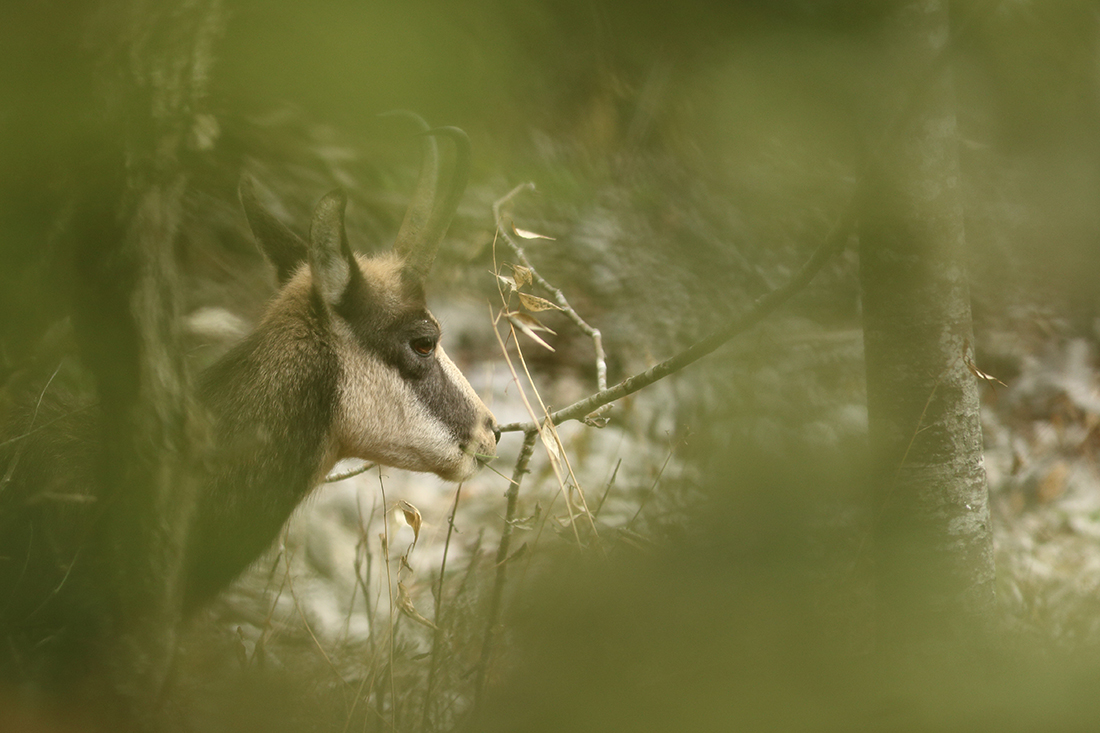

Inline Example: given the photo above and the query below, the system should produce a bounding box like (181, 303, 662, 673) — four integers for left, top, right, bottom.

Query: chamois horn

(390, 113, 471, 279)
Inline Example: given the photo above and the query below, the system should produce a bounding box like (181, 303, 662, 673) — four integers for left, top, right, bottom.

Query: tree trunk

(84, 3, 226, 725)
(0, 1, 224, 726)
(859, 0, 994, 652)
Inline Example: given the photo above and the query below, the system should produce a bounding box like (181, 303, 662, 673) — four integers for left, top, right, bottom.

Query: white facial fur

(333, 321, 494, 481)
(326, 255, 497, 481)
(261, 253, 496, 483)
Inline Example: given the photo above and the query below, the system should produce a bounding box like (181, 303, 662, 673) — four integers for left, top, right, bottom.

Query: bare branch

(421, 484, 463, 731)
(324, 461, 376, 483)
(493, 184, 608, 391)
(499, 205, 857, 433)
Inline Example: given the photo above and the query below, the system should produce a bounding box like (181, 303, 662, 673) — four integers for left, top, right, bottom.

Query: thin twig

(1, 361, 63, 496)
(499, 205, 856, 433)
(489, 220, 597, 542)
(506, 313, 597, 544)
(341, 495, 376, 733)
(593, 458, 622, 522)
(0, 402, 96, 450)
(489, 305, 586, 547)
(325, 461, 376, 483)
(379, 474, 397, 733)
(493, 183, 608, 391)
(281, 533, 344, 683)
(625, 440, 675, 533)
(421, 484, 463, 733)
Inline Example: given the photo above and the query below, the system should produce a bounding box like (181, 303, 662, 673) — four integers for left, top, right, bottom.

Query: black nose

(492, 423, 502, 444)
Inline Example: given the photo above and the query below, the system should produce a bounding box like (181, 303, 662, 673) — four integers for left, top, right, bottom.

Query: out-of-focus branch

(324, 461, 376, 483)
(493, 183, 608, 392)
(420, 483, 464, 732)
(499, 205, 857, 433)
(471, 428, 538, 718)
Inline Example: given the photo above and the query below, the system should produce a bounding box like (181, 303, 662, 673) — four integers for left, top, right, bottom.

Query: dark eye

(410, 336, 437, 357)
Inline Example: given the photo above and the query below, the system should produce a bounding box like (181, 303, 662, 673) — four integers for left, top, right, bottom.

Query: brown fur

(0, 127, 497, 668)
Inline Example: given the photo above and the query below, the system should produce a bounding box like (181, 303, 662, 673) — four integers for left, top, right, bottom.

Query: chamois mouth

(429, 446, 483, 483)
(460, 442, 497, 466)
(460, 438, 498, 472)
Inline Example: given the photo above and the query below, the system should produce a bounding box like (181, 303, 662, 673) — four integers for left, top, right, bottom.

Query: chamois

(187, 125, 499, 608)
(0, 122, 499, 634)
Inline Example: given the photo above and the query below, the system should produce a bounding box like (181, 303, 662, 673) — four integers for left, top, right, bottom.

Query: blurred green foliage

(4, 1, 1099, 361)
(4, 1, 1100, 729)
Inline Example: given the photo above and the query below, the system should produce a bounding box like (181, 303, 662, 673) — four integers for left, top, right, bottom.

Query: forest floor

(983, 329, 1100, 649)
(177, 294, 1100, 730)
(215, 306, 1100, 655)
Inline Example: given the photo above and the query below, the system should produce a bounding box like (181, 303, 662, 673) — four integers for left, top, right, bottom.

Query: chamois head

(237, 125, 498, 483)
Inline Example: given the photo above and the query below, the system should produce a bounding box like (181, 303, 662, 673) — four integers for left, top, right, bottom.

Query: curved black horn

(387, 111, 440, 262)
(401, 126, 471, 280)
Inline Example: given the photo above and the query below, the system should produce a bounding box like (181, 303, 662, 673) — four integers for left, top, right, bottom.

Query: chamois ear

(239, 175, 311, 285)
(309, 189, 354, 306)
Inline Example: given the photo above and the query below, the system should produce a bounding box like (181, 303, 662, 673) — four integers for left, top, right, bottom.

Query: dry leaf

(511, 223, 555, 240)
(507, 311, 555, 332)
(498, 542, 528, 566)
(506, 311, 556, 351)
(518, 292, 562, 313)
(539, 416, 563, 472)
(397, 582, 438, 630)
(495, 273, 517, 293)
(962, 339, 1007, 389)
(511, 264, 533, 288)
(965, 359, 1007, 389)
(583, 413, 610, 428)
(399, 500, 422, 543)
(508, 502, 542, 531)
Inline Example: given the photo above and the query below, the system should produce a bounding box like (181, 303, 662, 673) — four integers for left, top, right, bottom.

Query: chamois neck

(187, 297, 341, 609)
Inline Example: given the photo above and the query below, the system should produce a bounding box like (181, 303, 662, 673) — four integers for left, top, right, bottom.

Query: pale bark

(859, 0, 994, 650)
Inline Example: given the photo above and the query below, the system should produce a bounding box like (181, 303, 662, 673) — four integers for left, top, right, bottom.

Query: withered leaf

(397, 582, 438, 630)
(398, 500, 422, 543)
(962, 339, 1007, 389)
(518, 292, 562, 313)
(508, 502, 542, 531)
(495, 273, 518, 293)
(511, 223, 555, 241)
(507, 311, 555, 332)
(511, 264, 533, 288)
(583, 413, 610, 428)
(965, 359, 1007, 388)
(506, 311, 556, 352)
(498, 542, 528, 566)
(538, 417, 565, 477)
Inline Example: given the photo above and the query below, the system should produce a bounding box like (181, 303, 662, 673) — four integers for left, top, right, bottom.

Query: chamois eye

(410, 336, 437, 357)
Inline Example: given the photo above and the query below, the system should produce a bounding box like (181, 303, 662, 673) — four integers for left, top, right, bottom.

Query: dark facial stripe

(335, 263, 477, 445)
(409, 355, 478, 445)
